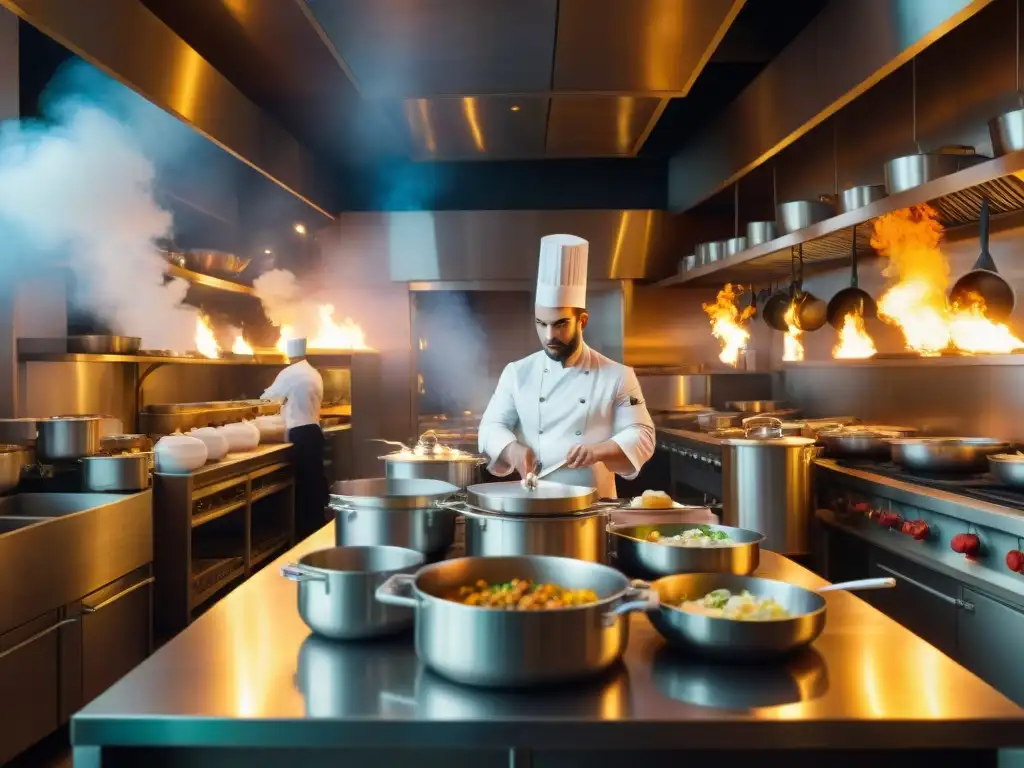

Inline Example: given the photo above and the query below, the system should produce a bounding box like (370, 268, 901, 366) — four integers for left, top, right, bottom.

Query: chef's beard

(544, 331, 581, 363)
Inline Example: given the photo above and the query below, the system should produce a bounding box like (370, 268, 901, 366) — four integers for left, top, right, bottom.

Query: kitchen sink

(0, 516, 46, 533)
(0, 493, 129, 518)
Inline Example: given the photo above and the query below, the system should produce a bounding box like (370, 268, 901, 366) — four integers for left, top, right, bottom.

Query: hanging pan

(949, 198, 1015, 321)
(827, 225, 877, 329)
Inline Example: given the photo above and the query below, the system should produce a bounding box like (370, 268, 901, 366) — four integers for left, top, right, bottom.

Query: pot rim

(296, 544, 425, 577)
(408, 554, 632, 614)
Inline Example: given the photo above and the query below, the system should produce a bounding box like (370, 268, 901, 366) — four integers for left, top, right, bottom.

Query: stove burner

(835, 460, 1024, 510)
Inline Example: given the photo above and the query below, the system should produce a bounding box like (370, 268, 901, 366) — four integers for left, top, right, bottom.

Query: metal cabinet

(0, 611, 71, 765)
(867, 549, 961, 659)
(958, 588, 1024, 707)
(80, 571, 154, 705)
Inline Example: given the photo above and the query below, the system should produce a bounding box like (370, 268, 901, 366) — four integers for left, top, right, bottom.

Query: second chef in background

(478, 234, 655, 499)
(263, 337, 328, 539)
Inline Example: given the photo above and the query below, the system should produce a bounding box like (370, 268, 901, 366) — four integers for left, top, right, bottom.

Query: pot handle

(376, 573, 419, 608)
(281, 563, 327, 588)
(435, 497, 468, 511)
(601, 580, 659, 627)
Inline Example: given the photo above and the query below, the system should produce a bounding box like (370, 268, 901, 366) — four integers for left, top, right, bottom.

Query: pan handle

(816, 577, 895, 594)
(375, 573, 419, 609)
(601, 580, 659, 627)
(281, 563, 327, 586)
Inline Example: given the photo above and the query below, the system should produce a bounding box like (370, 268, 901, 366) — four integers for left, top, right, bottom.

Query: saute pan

(643, 573, 894, 661)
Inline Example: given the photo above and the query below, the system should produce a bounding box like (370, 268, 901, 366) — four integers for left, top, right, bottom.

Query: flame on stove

(783, 301, 804, 362)
(872, 205, 1023, 355)
(195, 315, 220, 359)
(702, 283, 754, 367)
(309, 304, 367, 350)
(832, 311, 876, 359)
(231, 335, 254, 355)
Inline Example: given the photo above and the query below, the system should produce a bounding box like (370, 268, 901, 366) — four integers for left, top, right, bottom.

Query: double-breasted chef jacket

(478, 343, 655, 499)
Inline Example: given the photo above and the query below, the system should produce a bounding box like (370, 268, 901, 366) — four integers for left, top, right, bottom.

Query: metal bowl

(988, 454, 1024, 487)
(838, 184, 887, 213)
(818, 426, 918, 459)
(67, 335, 141, 355)
(888, 437, 1010, 473)
(607, 522, 763, 579)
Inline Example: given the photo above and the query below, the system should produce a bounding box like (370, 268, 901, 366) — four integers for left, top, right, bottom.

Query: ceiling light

(294, 223, 307, 235)
(263, 248, 272, 255)
(510, 105, 521, 112)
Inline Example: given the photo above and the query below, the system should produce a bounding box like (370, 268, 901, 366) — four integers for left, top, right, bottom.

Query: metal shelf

(657, 148, 1024, 288)
(166, 264, 255, 296)
(18, 352, 288, 365)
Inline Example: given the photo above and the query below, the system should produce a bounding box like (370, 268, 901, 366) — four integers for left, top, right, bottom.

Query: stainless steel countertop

(657, 426, 725, 446)
(72, 524, 1024, 752)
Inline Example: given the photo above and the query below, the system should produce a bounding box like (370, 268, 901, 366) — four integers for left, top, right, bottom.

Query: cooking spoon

(949, 198, 1016, 320)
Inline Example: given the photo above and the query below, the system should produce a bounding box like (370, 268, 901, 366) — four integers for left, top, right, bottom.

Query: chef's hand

(502, 442, 537, 479)
(566, 443, 599, 469)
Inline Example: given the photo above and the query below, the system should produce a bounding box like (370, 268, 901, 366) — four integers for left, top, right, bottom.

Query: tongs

(523, 457, 568, 490)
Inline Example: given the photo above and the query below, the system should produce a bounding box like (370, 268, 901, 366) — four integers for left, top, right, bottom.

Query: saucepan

(607, 522, 764, 579)
(888, 437, 1009, 473)
(987, 453, 1024, 488)
(642, 573, 894, 661)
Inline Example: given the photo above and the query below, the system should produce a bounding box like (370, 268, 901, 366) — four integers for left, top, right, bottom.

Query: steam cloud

(0, 60, 201, 349)
(252, 267, 323, 339)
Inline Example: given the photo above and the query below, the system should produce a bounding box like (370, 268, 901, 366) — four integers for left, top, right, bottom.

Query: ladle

(826, 225, 877, 328)
(949, 198, 1015, 320)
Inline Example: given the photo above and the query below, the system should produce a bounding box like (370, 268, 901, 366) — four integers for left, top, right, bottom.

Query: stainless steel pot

(465, 479, 598, 516)
(80, 453, 152, 492)
(330, 478, 459, 555)
(888, 437, 1009, 473)
(644, 573, 893, 661)
(838, 184, 887, 213)
(383, 456, 484, 488)
(680, 254, 697, 272)
(456, 503, 608, 562)
(883, 147, 983, 194)
(721, 434, 818, 555)
(282, 545, 424, 640)
(989, 454, 1024, 487)
(375, 555, 657, 687)
(746, 221, 777, 246)
(725, 236, 747, 256)
(607, 522, 763, 579)
(818, 426, 918, 459)
(100, 433, 153, 455)
(0, 445, 27, 494)
(36, 416, 102, 461)
(990, 108, 1024, 156)
(776, 199, 835, 235)
(696, 240, 726, 264)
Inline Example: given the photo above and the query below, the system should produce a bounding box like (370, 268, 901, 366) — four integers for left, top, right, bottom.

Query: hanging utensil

(792, 244, 828, 331)
(949, 199, 1016, 320)
(763, 274, 791, 332)
(826, 225, 877, 328)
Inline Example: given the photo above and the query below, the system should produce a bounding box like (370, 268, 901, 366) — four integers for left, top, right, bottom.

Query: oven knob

(900, 519, 930, 540)
(1006, 550, 1024, 573)
(877, 512, 903, 529)
(951, 533, 981, 558)
(851, 500, 871, 516)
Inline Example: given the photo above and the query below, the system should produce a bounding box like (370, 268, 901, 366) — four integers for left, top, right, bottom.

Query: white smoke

(252, 267, 321, 338)
(0, 63, 200, 349)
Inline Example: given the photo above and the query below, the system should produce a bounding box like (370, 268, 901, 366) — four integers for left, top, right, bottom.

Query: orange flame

(273, 307, 369, 353)
(871, 205, 1023, 355)
(231, 335, 254, 355)
(783, 302, 804, 362)
(702, 283, 754, 366)
(832, 311, 876, 359)
(195, 315, 220, 359)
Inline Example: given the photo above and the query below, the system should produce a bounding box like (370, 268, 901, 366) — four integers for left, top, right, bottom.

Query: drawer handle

(82, 577, 155, 614)
(0, 618, 77, 662)
(875, 564, 974, 611)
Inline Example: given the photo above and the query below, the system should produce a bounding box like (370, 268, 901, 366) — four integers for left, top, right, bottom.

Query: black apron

(288, 423, 328, 541)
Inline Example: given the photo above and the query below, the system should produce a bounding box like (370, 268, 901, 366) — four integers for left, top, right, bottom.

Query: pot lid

(721, 436, 816, 447)
(465, 480, 598, 516)
(377, 429, 482, 462)
(329, 478, 458, 509)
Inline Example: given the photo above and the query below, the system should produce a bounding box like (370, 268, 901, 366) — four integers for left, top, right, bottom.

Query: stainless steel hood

(376, 209, 666, 283)
(0, 0, 338, 217)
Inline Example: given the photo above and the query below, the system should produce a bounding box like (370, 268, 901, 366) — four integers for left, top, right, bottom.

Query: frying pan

(643, 573, 894, 661)
(791, 244, 828, 331)
(949, 198, 1015, 320)
(826, 225, 877, 328)
(763, 255, 796, 332)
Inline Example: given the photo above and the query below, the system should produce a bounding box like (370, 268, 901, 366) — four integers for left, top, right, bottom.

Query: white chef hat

(536, 234, 589, 309)
(284, 337, 307, 358)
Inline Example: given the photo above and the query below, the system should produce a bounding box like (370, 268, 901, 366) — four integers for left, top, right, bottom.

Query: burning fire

(783, 302, 804, 362)
(194, 316, 220, 359)
(702, 283, 754, 366)
(871, 205, 1023, 355)
(833, 311, 877, 359)
(273, 307, 368, 354)
(232, 335, 254, 355)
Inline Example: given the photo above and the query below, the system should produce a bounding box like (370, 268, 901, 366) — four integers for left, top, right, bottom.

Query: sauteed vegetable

(677, 589, 790, 620)
(646, 524, 733, 548)
(450, 579, 599, 610)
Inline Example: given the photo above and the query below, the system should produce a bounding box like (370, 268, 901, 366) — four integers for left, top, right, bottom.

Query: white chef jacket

(478, 344, 655, 499)
(261, 359, 323, 431)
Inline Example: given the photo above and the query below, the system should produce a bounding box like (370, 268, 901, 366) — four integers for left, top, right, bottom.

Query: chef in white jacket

(478, 234, 655, 499)
(262, 337, 328, 538)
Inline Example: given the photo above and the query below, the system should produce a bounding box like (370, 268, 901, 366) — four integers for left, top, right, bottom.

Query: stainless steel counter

(71, 524, 1024, 766)
(658, 426, 725, 447)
